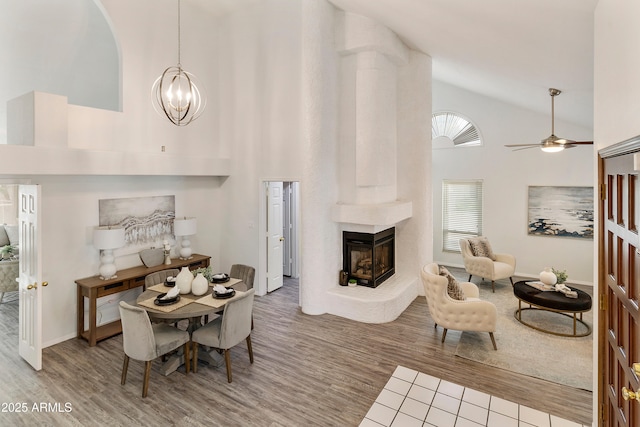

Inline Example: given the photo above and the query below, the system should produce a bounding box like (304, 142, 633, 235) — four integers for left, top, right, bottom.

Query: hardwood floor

(0, 273, 592, 426)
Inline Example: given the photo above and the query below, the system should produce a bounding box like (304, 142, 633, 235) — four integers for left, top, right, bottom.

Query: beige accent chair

(192, 288, 255, 382)
(118, 301, 191, 397)
(459, 238, 516, 292)
(229, 264, 255, 291)
(421, 263, 498, 350)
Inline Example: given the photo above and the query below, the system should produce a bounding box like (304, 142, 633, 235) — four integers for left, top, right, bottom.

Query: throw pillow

(0, 226, 9, 247)
(4, 225, 18, 246)
(468, 236, 496, 260)
(439, 266, 465, 301)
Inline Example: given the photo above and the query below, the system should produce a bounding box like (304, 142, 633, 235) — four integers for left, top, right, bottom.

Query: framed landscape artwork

(527, 186, 593, 239)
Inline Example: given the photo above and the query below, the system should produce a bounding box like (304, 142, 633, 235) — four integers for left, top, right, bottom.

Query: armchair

(421, 263, 497, 350)
(459, 237, 515, 292)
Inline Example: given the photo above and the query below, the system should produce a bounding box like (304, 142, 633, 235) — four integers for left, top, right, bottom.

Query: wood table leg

(76, 285, 83, 339)
(89, 288, 97, 346)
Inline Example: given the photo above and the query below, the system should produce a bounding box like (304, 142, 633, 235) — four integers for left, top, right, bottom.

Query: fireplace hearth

(343, 227, 395, 288)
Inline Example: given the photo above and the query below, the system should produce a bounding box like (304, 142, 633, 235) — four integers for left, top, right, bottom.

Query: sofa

(0, 224, 19, 302)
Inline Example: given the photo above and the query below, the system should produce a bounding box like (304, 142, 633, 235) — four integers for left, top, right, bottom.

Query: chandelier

(152, 0, 206, 126)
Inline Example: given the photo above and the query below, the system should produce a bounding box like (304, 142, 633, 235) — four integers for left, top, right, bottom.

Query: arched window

(432, 112, 482, 148)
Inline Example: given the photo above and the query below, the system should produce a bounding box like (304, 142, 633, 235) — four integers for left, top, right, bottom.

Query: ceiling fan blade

(566, 141, 593, 145)
(504, 143, 540, 148)
(512, 145, 540, 152)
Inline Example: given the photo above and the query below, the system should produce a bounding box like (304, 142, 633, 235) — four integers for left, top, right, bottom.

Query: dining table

(136, 277, 248, 376)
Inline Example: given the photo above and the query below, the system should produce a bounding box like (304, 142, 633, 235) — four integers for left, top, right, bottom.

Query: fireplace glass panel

(343, 227, 395, 288)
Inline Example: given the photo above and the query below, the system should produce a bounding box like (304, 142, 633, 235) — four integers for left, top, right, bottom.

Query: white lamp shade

(93, 226, 126, 250)
(174, 217, 197, 236)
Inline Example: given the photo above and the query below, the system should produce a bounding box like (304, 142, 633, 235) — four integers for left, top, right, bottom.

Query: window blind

(442, 180, 483, 252)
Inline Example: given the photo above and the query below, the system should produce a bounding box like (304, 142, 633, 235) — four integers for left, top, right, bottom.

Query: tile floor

(360, 366, 589, 427)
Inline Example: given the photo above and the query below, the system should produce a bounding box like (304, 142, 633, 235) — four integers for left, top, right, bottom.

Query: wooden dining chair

(118, 301, 191, 397)
(192, 289, 255, 383)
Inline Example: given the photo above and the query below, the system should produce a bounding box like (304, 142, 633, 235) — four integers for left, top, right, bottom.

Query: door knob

(280, 237, 285, 241)
(42, 281, 48, 287)
(27, 283, 36, 290)
(622, 387, 640, 402)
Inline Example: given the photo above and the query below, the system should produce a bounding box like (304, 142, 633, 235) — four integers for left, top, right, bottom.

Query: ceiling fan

(505, 88, 593, 152)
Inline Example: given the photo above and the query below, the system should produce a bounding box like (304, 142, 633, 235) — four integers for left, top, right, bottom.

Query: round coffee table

(513, 281, 592, 337)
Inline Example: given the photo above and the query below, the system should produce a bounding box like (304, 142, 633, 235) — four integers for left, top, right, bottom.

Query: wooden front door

(600, 148, 640, 426)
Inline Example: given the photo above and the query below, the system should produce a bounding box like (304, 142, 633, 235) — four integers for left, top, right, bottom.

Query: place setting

(195, 283, 244, 309)
(138, 284, 193, 312)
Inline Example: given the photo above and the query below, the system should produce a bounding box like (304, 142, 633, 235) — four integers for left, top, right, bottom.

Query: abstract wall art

(99, 195, 175, 251)
(528, 186, 593, 239)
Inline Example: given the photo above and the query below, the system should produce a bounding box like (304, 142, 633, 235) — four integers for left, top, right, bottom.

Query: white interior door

(18, 184, 43, 371)
(267, 182, 283, 292)
(283, 182, 292, 277)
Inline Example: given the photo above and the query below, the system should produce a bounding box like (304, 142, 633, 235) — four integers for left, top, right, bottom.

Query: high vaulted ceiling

(189, 0, 597, 129)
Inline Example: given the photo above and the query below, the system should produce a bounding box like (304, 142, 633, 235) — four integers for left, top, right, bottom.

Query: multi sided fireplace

(343, 227, 395, 288)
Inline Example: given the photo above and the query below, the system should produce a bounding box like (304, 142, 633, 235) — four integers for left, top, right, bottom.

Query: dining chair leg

(441, 328, 448, 343)
(224, 349, 232, 383)
(489, 332, 497, 350)
(192, 342, 199, 374)
(121, 355, 130, 385)
(246, 335, 254, 364)
(142, 361, 152, 398)
(184, 342, 191, 374)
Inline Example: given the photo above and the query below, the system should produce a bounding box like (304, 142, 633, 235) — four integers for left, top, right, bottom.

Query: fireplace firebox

(343, 227, 395, 288)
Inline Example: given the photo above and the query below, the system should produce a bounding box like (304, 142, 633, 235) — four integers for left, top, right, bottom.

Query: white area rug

(454, 280, 593, 391)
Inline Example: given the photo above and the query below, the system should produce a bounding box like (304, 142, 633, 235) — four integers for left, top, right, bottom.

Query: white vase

(191, 272, 208, 296)
(539, 268, 557, 286)
(175, 266, 193, 294)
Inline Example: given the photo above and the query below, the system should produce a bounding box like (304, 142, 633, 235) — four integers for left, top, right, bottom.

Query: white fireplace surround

(326, 12, 421, 323)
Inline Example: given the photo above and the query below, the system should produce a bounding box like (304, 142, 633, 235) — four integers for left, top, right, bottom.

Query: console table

(75, 253, 210, 346)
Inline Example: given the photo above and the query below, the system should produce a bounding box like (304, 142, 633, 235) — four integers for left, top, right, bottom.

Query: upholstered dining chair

(421, 263, 498, 350)
(144, 268, 180, 290)
(229, 264, 256, 328)
(229, 264, 255, 291)
(118, 301, 191, 397)
(459, 237, 516, 292)
(192, 289, 255, 383)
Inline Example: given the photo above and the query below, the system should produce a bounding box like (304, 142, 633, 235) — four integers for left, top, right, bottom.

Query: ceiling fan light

(541, 145, 565, 153)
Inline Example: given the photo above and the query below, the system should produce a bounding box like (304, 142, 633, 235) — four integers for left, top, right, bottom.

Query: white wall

(0, 0, 120, 145)
(432, 80, 594, 284)
(594, 0, 640, 422)
(215, 0, 303, 294)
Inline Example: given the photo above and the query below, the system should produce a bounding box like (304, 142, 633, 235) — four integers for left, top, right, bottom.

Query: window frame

(442, 179, 483, 253)
(432, 111, 482, 148)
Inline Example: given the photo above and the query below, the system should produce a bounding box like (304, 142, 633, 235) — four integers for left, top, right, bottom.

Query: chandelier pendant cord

(176, 0, 181, 68)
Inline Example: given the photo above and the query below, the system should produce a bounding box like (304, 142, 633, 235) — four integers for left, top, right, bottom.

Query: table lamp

(93, 226, 126, 280)
(174, 217, 196, 259)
